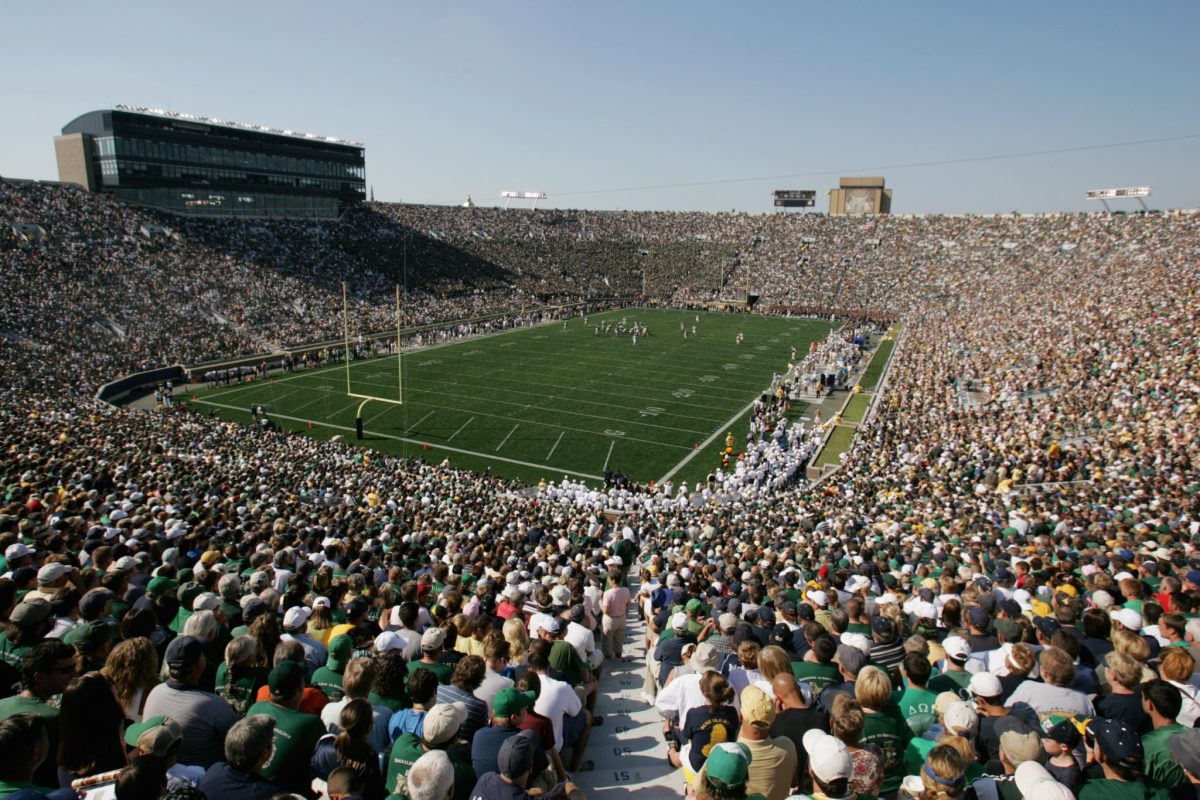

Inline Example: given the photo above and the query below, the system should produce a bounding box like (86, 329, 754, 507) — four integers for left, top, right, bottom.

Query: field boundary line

(496, 425, 519, 452)
(657, 395, 760, 485)
(189, 398, 604, 480)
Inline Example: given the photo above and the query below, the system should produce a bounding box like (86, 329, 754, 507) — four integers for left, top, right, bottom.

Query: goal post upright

(342, 281, 404, 440)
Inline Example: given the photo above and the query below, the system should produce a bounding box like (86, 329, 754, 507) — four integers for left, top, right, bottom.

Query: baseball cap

(871, 616, 895, 637)
(803, 730, 853, 783)
(268, 661, 304, 696)
(686, 598, 704, 613)
(1043, 719, 1082, 748)
(718, 612, 739, 633)
(841, 632, 871, 656)
(942, 635, 971, 661)
(497, 729, 538, 779)
(423, 702, 466, 746)
(1087, 718, 1142, 769)
(421, 627, 447, 651)
(1033, 617, 1061, 638)
(808, 590, 829, 608)
(10, 598, 53, 627)
(1000, 729, 1044, 765)
(944, 702, 979, 735)
(192, 592, 220, 612)
(779, 600, 798, 616)
(283, 606, 312, 631)
(125, 716, 184, 758)
(836, 644, 866, 676)
(79, 588, 115, 617)
(64, 619, 112, 651)
(146, 576, 178, 598)
(4, 543, 33, 561)
(1168, 728, 1200, 779)
(374, 631, 405, 653)
(967, 606, 990, 629)
(1015, 761, 1074, 800)
(671, 611, 689, 631)
(493, 688, 536, 718)
(968, 672, 1003, 698)
(164, 635, 205, 670)
(740, 685, 776, 728)
(706, 742, 753, 790)
(1110, 608, 1143, 631)
(327, 634, 352, 671)
(994, 619, 1023, 642)
(37, 563, 71, 585)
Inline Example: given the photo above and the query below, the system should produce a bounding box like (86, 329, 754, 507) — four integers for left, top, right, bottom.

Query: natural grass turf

(188, 308, 833, 487)
(859, 337, 895, 390)
(813, 425, 856, 468)
(841, 393, 872, 424)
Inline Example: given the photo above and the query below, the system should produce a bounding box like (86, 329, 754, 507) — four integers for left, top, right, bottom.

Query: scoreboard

(773, 189, 816, 208)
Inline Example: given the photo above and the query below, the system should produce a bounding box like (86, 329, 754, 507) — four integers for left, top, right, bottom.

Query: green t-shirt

(385, 735, 476, 800)
(904, 737, 936, 777)
(927, 669, 972, 695)
(892, 686, 938, 735)
(213, 662, 268, 716)
(861, 709, 911, 794)
(245, 700, 324, 793)
(411, 661, 454, 686)
(1079, 778, 1171, 800)
(311, 666, 346, 701)
(0, 778, 55, 797)
(0, 634, 31, 671)
(1143, 722, 1188, 788)
(369, 690, 409, 714)
(0, 694, 59, 721)
(549, 641, 586, 686)
(792, 661, 842, 690)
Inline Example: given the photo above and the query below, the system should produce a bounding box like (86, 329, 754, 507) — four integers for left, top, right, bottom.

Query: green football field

(188, 308, 834, 487)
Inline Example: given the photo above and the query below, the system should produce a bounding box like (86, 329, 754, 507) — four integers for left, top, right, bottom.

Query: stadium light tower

(1086, 186, 1151, 213)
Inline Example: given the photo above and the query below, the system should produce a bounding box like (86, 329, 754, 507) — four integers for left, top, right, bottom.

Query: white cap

(671, 611, 689, 631)
(1113, 571, 1135, 583)
(808, 590, 829, 608)
(802, 729, 852, 783)
(37, 562, 72, 584)
(968, 672, 1003, 698)
(1015, 761, 1074, 800)
(942, 635, 971, 661)
(910, 600, 937, 620)
(374, 630, 405, 652)
(845, 575, 870, 593)
(944, 701, 979, 735)
(283, 606, 312, 630)
(1110, 607, 1143, 631)
(312, 596, 331, 609)
(192, 592, 221, 612)
(4, 543, 33, 561)
(550, 585, 572, 606)
(841, 632, 872, 656)
(1090, 590, 1115, 610)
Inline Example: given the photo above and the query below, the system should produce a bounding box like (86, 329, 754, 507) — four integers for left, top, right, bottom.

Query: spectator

(196, 715, 282, 800)
(142, 635, 238, 768)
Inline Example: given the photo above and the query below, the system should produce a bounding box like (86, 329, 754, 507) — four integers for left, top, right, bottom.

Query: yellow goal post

(343, 282, 403, 439)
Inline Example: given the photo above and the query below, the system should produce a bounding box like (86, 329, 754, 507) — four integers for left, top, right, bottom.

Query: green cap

(327, 634, 352, 672)
(685, 598, 704, 613)
(705, 742, 752, 789)
(64, 619, 112, 651)
(268, 660, 304, 696)
(176, 581, 203, 609)
(493, 687, 536, 718)
(124, 715, 167, 747)
(146, 576, 178, 598)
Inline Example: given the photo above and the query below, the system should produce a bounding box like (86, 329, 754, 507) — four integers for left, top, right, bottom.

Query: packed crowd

(1, 179, 1199, 800)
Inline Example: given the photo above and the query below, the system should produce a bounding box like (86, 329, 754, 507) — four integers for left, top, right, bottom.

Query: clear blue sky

(3, 1, 1198, 213)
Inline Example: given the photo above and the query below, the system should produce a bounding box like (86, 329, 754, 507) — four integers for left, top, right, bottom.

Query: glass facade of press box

(62, 109, 365, 218)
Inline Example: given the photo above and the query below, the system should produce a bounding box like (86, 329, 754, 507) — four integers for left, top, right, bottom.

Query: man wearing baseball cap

(143, 635, 237, 768)
(388, 702, 475, 800)
(1083, 718, 1153, 800)
(0, 599, 55, 672)
(470, 688, 548, 781)
(928, 636, 973, 694)
(246, 661, 324, 794)
(467, 728, 583, 800)
(737, 684, 798, 800)
(802, 730, 854, 800)
(125, 715, 205, 790)
(281, 604, 326, 677)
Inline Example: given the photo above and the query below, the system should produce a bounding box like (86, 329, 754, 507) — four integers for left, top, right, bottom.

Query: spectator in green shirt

(312, 634, 353, 701)
(1140, 679, 1188, 791)
(856, 666, 911, 795)
(927, 636, 973, 694)
(246, 661, 325, 795)
(893, 651, 938, 736)
(0, 639, 75, 722)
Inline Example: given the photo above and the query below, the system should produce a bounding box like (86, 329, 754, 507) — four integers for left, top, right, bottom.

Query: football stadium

(2, 5, 1199, 800)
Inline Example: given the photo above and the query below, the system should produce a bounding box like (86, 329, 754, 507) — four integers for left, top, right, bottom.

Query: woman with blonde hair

(503, 615, 530, 670)
(307, 598, 336, 646)
(912, 744, 966, 800)
(831, 693, 883, 797)
(1096, 630, 1155, 693)
(857, 666, 910, 796)
(101, 636, 159, 723)
(749, 644, 792, 697)
(935, 735, 983, 784)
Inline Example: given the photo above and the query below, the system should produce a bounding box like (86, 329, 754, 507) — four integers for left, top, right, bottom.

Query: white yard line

(546, 431, 565, 461)
(405, 410, 436, 433)
(602, 440, 616, 472)
(495, 425, 519, 452)
(447, 417, 475, 442)
(190, 398, 604, 480)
